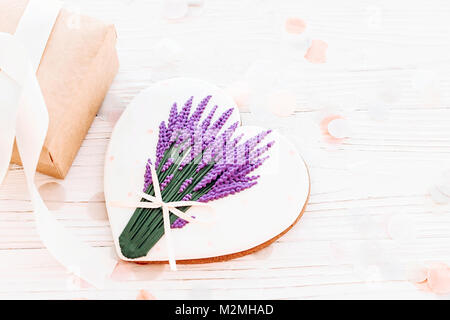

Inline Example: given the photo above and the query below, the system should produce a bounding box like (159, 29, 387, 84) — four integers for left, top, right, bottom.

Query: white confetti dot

(38, 182, 66, 210)
(387, 213, 416, 242)
(98, 92, 125, 125)
(405, 263, 428, 283)
(225, 81, 250, 112)
(163, 0, 188, 20)
(87, 192, 108, 221)
(245, 60, 279, 93)
(327, 118, 349, 139)
(435, 170, 450, 197)
(429, 185, 449, 205)
(153, 38, 182, 65)
(266, 90, 296, 118)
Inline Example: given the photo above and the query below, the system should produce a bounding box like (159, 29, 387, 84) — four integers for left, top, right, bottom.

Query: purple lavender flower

(250, 141, 275, 162)
(165, 103, 178, 148)
(193, 163, 227, 191)
(188, 95, 212, 131)
(179, 177, 193, 193)
(155, 121, 168, 168)
(167, 103, 178, 131)
(198, 181, 258, 202)
(182, 193, 192, 201)
(201, 105, 218, 134)
(202, 108, 235, 148)
(196, 121, 239, 172)
(160, 174, 174, 191)
(171, 218, 188, 228)
(143, 159, 153, 192)
(171, 216, 195, 229)
(176, 96, 194, 130)
(161, 157, 174, 172)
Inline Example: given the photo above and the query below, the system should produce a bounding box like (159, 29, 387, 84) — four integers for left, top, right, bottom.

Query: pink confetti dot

(426, 263, 450, 294)
(163, 0, 188, 20)
(285, 17, 307, 34)
(87, 192, 108, 221)
(304, 40, 328, 64)
(38, 182, 66, 210)
(137, 289, 156, 300)
(320, 115, 344, 143)
(225, 81, 250, 112)
(406, 264, 428, 283)
(327, 118, 350, 139)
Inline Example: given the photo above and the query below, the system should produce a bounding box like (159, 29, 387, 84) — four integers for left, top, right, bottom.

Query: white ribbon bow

(111, 163, 212, 271)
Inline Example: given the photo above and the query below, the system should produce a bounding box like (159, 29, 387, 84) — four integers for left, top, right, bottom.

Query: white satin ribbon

(111, 163, 212, 271)
(0, 0, 117, 288)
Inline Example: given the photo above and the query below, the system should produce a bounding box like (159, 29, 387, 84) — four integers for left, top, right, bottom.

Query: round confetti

(304, 39, 328, 64)
(225, 81, 250, 112)
(153, 38, 182, 66)
(327, 118, 349, 139)
(265, 90, 296, 118)
(285, 17, 307, 34)
(387, 213, 416, 242)
(162, 0, 188, 20)
(98, 92, 125, 126)
(87, 192, 108, 221)
(38, 182, 66, 210)
(137, 289, 156, 300)
(245, 60, 279, 93)
(426, 263, 450, 294)
(405, 263, 428, 283)
(429, 186, 449, 205)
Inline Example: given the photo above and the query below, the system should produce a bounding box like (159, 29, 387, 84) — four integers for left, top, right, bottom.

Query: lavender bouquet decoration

(119, 96, 274, 259)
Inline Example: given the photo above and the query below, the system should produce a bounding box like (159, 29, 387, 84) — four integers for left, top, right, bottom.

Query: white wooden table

(1, 0, 450, 299)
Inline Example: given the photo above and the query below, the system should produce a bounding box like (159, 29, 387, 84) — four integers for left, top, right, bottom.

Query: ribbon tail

(15, 65, 117, 288)
(162, 205, 177, 271)
(168, 207, 197, 224)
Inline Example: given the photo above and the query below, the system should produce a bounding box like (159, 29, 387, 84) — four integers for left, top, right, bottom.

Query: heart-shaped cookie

(105, 78, 310, 263)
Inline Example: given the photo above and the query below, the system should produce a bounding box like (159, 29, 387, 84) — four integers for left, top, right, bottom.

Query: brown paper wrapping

(1, 0, 119, 178)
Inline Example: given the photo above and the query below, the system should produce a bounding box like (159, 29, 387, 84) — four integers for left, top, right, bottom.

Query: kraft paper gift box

(0, 0, 119, 178)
